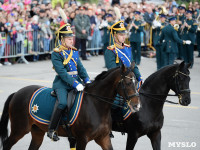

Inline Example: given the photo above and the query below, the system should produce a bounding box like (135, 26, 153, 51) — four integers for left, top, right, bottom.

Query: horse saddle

(51, 90, 77, 110)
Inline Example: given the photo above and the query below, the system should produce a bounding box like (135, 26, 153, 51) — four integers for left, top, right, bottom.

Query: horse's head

(170, 61, 191, 106)
(116, 62, 140, 112)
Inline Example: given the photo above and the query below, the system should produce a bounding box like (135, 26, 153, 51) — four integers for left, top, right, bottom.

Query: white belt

(67, 71, 78, 75)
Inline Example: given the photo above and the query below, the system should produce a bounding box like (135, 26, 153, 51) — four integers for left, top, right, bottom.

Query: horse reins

(84, 68, 139, 108)
(139, 70, 190, 105)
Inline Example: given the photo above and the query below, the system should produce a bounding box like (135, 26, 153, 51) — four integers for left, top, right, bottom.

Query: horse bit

(173, 70, 191, 103)
(117, 69, 140, 107)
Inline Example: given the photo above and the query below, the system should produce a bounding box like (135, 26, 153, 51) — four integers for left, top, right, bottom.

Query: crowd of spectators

(0, 0, 200, 66)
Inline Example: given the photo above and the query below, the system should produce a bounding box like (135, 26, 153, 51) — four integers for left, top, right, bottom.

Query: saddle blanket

(112, 100, 132, 121)
(29, 87, 84, 126)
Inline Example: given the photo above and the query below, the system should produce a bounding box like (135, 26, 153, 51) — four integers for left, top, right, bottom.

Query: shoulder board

(53, 48, 62, 52)
(71, 46, 77, 51)
(107, 45, 115, 50)
(193, 23, 198, 25)
(124, 43, 130, 47)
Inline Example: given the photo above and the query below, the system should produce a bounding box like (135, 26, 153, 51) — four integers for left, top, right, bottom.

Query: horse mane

(142, 64, 179, 86)
(94, 67, 120, 81)
(85, 67, 120, 89)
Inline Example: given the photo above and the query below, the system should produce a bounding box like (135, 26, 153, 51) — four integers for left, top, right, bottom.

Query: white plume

(59, 8, 68, 23)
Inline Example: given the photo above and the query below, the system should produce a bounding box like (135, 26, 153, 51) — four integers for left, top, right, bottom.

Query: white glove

(86, 81, 91, 84)
(185, 40, 191, 45)
(76, 84, 84, 91)
(162, 40, 165, 43)
(157, 22, 161, 27)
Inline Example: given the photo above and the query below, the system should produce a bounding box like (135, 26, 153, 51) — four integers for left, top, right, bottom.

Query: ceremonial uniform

(197, 29, 200, 57)
(48, 23, 90, 141)
(101, 21, 114, 52)
(182, 10, 197, 67)
(176, 12, 186, 59)
(52, 47, 90, 109)
(105, 20, 143, 84)
(130, 17, 144, 65)
(101, 20, 114, 67)
(159, 17, 186, 66)
(153, 14, 167, 70)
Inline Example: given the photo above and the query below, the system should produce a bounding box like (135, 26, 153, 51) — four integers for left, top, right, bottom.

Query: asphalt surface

(0, 52, 200, 150)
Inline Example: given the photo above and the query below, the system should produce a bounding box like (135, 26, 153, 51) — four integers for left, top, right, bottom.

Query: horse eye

(132, 78, 136, 84)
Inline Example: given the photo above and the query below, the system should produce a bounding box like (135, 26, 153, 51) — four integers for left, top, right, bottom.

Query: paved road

(0, 53, 200, 150)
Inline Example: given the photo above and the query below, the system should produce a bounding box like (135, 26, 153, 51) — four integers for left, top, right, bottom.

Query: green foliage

(176, 0, 198, 8)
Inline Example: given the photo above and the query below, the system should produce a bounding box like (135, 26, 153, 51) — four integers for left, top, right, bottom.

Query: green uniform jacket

(129, 19, 144, 43)
(153, 22, 167, 46)
(159, 24, 184, 53)
(51, 50, 89, 90)
(105, 44, 142, 81)
(181, 19, 197, 44)
(176, 14, 186, 37)
(74, 14, 91, 39)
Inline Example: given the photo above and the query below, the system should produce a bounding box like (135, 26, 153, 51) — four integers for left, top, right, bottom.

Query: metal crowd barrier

(0, 31, 103, 64)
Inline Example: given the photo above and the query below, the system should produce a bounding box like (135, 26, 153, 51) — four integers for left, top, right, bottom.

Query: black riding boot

(47, 107, 63, 141)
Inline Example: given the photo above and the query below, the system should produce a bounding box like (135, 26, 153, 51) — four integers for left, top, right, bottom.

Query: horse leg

(125, 134, 138, 150)
(75, 138, 88, 150)
(28, 125, 45, 150)
(68, 137, 77, 150)
(3, 128, 29, 150)
(147, 130, 161, 150)
(95, 135, 113, 150)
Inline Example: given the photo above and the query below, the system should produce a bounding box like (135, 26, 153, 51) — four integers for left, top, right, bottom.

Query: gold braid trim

(60, 46, 77, 66)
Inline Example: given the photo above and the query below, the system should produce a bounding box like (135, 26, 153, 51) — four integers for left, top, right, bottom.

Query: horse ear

(179, 61, 185, 70)
(131, 61, 135, 70)
(121, 64, 127, 73)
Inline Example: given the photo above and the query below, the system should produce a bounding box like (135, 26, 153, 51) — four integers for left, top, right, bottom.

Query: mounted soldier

(47, 23, 90, 141)
(105, 20, 143, 90)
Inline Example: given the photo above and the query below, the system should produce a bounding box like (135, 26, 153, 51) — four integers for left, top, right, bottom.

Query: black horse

(68, 61, 191, 150)
(0, 63, 140, 150)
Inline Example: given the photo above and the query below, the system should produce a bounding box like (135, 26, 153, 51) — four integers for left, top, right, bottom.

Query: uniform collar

(60, 45, 77, 51)
(115, 40, 124, 49)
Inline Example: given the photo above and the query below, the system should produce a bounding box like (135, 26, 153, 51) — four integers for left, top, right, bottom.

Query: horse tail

(0, 93, 15, 147)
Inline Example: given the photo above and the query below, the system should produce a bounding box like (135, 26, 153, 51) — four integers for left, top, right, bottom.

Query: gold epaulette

(193, 23, 198, 25)
(107, 45, 115, 50)
(124, 43, 130, 47)
(71, 46, 77, 51)
(53, 47, 62, 52)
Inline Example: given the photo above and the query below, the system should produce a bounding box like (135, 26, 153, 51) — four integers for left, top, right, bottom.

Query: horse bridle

(117, 68, 139, 107)
(139, 70, 190, 104)
(84, 67, 139, 108)
(173, 70, 191, 103)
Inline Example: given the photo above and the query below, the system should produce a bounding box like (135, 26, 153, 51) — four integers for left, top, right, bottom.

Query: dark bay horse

(0, 63, 140, 150)
(68, 61, 191, 150)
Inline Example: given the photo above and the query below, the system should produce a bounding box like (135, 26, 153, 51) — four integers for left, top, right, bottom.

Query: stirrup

(47, 130, 60, 141)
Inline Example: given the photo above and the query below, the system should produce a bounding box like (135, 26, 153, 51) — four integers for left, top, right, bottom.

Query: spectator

(143, 6, 154, 47)
(38, 9, 52, 52)
(16, 18, 25, 54)
(0, 16, 7, 66)
(31, 16, 40, 61)
(74, 6, 90, 60)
